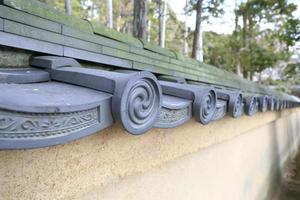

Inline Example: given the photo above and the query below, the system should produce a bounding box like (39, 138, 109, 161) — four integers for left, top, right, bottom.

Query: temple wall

(0, 4, 300, 198)
(1, 108, 300, 200)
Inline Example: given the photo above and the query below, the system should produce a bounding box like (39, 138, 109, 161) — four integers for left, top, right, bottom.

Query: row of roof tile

(0, 0, 298, 102)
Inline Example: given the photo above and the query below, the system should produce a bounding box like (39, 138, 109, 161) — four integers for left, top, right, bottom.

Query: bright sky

(169, 0, 300, 53)
(169, 0, 300, 34)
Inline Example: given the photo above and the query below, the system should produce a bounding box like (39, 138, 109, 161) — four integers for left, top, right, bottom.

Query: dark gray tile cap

(31, 56, 81, 70)
(0, 68, 50, 83)
(0, 82, 112, 113)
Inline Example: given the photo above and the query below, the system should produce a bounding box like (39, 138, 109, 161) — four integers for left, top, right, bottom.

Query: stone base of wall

(1, 109, 300, 200)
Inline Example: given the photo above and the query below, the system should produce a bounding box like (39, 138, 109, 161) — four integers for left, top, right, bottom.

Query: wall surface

(0, 109, 300, 200)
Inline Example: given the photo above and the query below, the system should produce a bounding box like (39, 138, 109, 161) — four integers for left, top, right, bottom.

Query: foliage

(38, 0, 299, 85)
(38, 0, 85, 17)
(232, 0, 299, 79)
(186, 0, 224, 20)
(283, 62, 300, 84)
(278, 18, 300, 47)
(203, 32, 234, 71)
(147, 0, 186, 52)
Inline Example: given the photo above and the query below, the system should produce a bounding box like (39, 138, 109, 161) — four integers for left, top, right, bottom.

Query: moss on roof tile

(0, 5, 61, 33)
(140, 39, 176, 58)
(1, 0, 93, 33)
(0, 0, 298, 100)
(62, 25, 130, 52)
(4, 20, 102, 53)
(130, 46, 170, 63)
(91, 22, 143, 48)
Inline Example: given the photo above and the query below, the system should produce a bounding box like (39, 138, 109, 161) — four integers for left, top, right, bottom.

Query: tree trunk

(243, 70, 248, 79)
(159, 0, 167, 48)
(192, 0, 203, 61)
(236, 59, 242, 77)
(147, 20, 151, 42)
(242, 12, 248, 48)
(234, 2, 243, 77)
(258, 72, 262, 83)
(199, 30, 203, 61)
(183, 0, 189, 56)
(64, 0, 72, 15)
(90, 3, 95, 19)
(107, 0, 113, 28)
(247, 71, 251, 80)
(133, 0, 148, 39)
(147, 0, 152, 42)
(117, 15, 121, 31)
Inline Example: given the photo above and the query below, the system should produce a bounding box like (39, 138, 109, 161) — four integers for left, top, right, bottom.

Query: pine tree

(64, 0, 72, 15)
(133, 0, 148, 39)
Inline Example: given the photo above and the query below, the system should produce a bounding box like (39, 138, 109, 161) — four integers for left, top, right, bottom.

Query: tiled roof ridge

(0, 0, 298, 101)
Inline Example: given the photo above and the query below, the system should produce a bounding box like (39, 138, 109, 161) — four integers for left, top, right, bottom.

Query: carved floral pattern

(158, 107, 190, 124)
(0, 108, 100, 139)
(213, 102, 227, 121)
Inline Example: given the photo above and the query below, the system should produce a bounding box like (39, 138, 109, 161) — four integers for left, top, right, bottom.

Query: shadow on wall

(266, 111, 300, 199)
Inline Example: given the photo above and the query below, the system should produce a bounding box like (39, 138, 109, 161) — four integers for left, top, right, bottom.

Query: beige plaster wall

(1, 109, 300, 200)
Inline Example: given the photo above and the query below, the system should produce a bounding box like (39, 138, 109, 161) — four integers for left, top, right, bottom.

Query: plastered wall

(1, 109, 300, 200)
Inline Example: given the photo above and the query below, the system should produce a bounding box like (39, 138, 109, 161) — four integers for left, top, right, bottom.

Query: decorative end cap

(112, 71, 162, 135)
(245, 96, 257, 116)
(193, 89, 217, 125)
(259, 95, 268, 112)
(229, 92, 243, 118)
(268, 96, 275, 111)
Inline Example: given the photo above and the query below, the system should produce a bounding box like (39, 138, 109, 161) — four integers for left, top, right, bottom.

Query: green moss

(2, 0, 93, 33)
(0, 5, 61, 33)
(91, 22, 143, 48)
(102, 46, 154, 65)
(4, 20, 101, 53)
(140, 39, 176, 58)
(62, 25, 130, 51)
(130, 46, 170, 63)
(0, 0, 295, 99)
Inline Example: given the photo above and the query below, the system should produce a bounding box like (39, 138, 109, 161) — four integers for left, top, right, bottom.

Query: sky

(169, 0, 300, 34)
(169, 0, 236, 34)
(168, 0, 300, 53)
